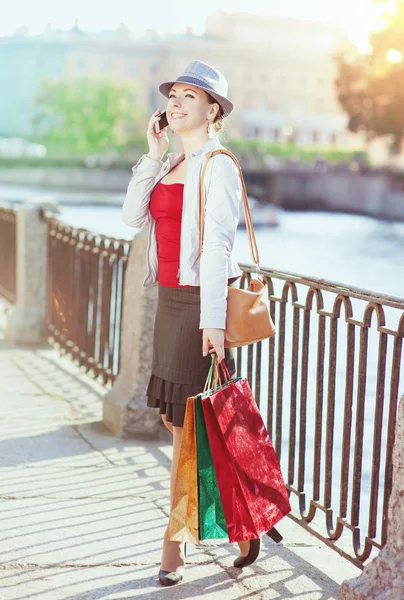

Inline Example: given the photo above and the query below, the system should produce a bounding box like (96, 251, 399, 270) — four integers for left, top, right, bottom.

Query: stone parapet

(339, 396, 404, 600)
(102, 228, 170, 440)
(5, 198, 59, 344)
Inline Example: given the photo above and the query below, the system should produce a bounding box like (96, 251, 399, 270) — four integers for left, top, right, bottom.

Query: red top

(149, 181, 185, 287)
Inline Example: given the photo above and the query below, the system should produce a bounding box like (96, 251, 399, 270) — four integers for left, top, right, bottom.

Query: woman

(122, 60, 275, 586)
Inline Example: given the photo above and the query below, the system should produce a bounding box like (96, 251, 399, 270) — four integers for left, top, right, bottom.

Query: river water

(59, 203, 404, 299)
(2, 182, 403, 297)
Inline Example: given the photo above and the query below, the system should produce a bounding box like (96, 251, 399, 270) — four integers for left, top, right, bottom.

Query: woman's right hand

(146, 109, 169, 162)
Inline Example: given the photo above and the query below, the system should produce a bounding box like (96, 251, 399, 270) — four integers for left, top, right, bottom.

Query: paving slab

(0, 564, 256, 600)
(0, 463, 171, 500)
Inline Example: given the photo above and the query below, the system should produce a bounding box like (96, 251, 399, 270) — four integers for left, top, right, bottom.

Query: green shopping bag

(195, 394, 228, 540)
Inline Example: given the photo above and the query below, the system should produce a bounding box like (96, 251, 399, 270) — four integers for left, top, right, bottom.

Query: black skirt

(146, 284, 236, 427)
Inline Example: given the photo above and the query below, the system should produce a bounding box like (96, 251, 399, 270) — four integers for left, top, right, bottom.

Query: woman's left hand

(203, 328, 225, 362)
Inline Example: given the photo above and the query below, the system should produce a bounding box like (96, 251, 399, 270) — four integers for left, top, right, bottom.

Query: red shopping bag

(202, 360, 291, 543)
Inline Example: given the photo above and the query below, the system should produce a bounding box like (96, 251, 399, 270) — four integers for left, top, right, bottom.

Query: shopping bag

(167, 396, 200, 544)
(195, 395, 228, 540)
(202, 359, 291, 543)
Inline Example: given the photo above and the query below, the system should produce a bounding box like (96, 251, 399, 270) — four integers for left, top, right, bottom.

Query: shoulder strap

(199, 149, 260, 267)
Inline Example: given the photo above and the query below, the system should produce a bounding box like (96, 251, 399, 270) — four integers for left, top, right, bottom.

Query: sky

(0, 0, 381, 49)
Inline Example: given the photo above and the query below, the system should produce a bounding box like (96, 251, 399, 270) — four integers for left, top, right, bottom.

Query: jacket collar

(166, 137, 222, 169)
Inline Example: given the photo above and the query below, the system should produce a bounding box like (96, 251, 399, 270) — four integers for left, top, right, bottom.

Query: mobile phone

(155, 111, 168, 133)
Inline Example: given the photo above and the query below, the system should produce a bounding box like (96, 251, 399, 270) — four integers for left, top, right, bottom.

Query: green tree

(336, 0, 404, 151)
(35, 78, 146, 154)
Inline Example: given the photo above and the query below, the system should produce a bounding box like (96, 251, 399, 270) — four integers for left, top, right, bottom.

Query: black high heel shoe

(158, 543, 187, 586)
(233, 527, 283, 569)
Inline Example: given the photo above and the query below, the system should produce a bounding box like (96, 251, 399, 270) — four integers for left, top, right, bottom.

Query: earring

(171, 128, 175, 134)
(206, 121, 211, 134)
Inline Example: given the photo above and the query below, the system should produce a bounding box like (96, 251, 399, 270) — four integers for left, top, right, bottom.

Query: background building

(0, 28, 68, 138)
(0, 12, 365, 149)
(204, 12, 361, 147)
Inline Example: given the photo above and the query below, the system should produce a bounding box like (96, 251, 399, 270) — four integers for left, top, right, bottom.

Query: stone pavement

(0, 304, 360, 600)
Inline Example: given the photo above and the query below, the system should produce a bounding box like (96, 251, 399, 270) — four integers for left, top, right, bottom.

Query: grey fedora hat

(159, 60, 234, 117)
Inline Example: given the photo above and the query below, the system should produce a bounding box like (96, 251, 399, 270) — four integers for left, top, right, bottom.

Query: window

(126, 61, 136, 75)
(77, 57, 87, 70)
(257, 94, 267, 110)
(102, 58, 112, 72)
(245, 126, 256, 139)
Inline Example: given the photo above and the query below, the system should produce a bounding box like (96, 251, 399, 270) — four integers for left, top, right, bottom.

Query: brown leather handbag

(199, 149, 276, 348)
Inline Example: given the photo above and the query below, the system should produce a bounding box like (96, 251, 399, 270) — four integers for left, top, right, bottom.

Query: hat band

(175, 75, 216, 93)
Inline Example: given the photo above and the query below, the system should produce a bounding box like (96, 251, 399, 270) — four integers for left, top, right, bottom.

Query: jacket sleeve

(199, 155, 242, 330)
(122, 155, 163, 228)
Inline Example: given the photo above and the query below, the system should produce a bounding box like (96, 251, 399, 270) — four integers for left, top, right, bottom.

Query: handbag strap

(199, 149, 260, 269)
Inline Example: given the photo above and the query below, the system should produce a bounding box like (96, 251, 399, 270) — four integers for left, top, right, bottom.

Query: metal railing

(45, 216, 130, 385)
(237, 265, 404, 568)
(9, 209, 404, 568)
(0, 207, 17, 303)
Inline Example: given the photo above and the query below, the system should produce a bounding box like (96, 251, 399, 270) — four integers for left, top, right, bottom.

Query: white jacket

(122, 137, 242, 330)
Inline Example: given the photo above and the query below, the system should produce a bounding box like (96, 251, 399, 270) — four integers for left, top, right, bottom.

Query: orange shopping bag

(167, 396, 199, 544)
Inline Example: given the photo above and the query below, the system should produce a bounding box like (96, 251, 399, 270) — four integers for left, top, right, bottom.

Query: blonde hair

(206, 92, 225, 133)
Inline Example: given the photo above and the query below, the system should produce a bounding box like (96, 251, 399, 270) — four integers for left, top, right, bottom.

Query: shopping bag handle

(204, 354, 231, 392)
(216, 357, 232, 382)
(203, 357, 215, 393)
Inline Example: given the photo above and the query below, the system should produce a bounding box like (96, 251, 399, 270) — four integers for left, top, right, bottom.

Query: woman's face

(166, 83, 218, 133)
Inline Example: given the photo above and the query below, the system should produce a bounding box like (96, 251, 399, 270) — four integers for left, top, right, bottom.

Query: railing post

(102, 228, 170, 439)
(5, 198, 59, 344)
(339, 395, 404, 600)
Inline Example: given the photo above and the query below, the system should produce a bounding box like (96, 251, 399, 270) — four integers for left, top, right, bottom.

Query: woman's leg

(160, 424, 186, 572)
(237, 540, 251, 557)
(170, 425, 183, 509)
(161, 413, 173, 434)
